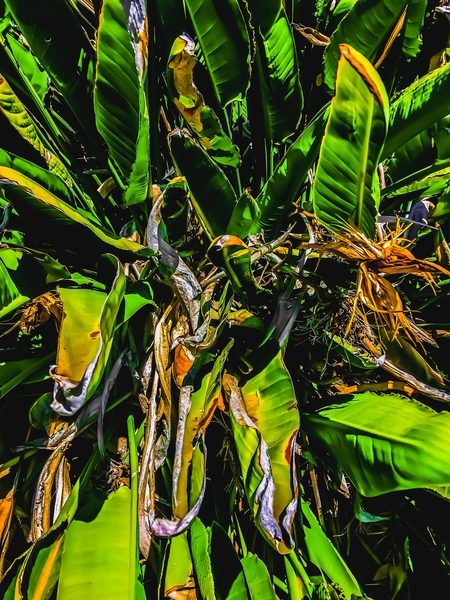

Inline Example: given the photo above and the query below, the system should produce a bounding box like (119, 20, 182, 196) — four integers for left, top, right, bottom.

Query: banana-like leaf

(402, 0, 427, 58)
(302, 502, 364, 599)
(256, 104, 329, 238)
(95, 0, 149, 205)
(226, 188, 261, 240)
(383, 61, 450, 159)
(189, 518, 215, 600)
(248, 2, 303, 142)
(241, 554, 277, 599)
(3, 32, 48, 99)
(163, 532, 195, 598)
(167, 34, 240, 168)
(209, 522, 249, 600)
(0, 75, 71, 184)
(0, 253, 28, 319)
(56, 486, 145, 599)
(313, 45, 388, 239)
(0, 148, 72, 202)
(16, 524, 66, 600)
(304, 393, 450, 497)
(50, 257, 126, 416)
(323, 0, 407, 93)
(0, 354, 55, 399)
(0, 168, 153, 260)
(184, 0, 251, 106)
(224, 351, 299, 554)
(172, 343, 231, 520)
(6, 0, 95, 127)
(168, 129, 237, 241)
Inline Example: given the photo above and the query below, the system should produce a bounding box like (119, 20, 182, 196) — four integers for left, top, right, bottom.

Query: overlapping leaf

(304, 392, 450, 496)
(313, 45, 388, 239)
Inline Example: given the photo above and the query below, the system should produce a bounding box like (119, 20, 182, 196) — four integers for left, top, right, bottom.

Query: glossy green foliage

(57, 487, 144, 599)
(184, 0, 251, 105)
(95, 0, 149, 205)
(313, 45, 388, 238)
(304, 393, 450, 496)
(324, 0, 407, 93)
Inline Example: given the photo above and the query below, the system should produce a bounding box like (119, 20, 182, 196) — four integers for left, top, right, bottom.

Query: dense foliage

(1, 0, 450, 598)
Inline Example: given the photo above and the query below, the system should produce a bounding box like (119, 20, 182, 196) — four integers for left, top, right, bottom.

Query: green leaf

(241, 554, 277, 600)
(248, 2, 303, 142)
(383, 61, 450, 159)
(0, 167, 154, 260)
(323, 0, 407, 93)
(163, 532, 194, 597)
(0, 253, 28, 319)
(0, 75, 71, 184)
(168, 129, 237, 241)
(167, 35, 240, 168)
(256, 104, 329, 238)
(4, 32, 48, 99)
(302, 501, 364, 598)
(5, 0, 95, 128)
(209, 522, 249, 600)
(225, 351, 299, 554)
(313, 44, 388, 239)
(17, 524, 66, 600)
(185, 0, 251, 105)
(95, 0, 149, 204)
(0, 148, 72, 202)
(402, 0, 427, 58)
(56, 486, 145, 599)
(226, 188, 261, 239)
(51, 256, 126, 416)
(190, 518, 215, 600)
(0, 354, 55, 399)
(303, 393, 450, 496)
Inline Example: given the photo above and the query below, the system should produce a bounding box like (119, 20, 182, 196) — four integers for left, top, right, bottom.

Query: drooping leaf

(224, 351, 299, 554)
(313, 44, 388, 239)
(0, 354, 55, 399)
(51, 257, 126, 416)
(168, 129, 237, 241)
(0, 167, 154, 260)
(56, 486, 145, 599)
(323, 0, 407, 93)
(167, 34, 240, 168)
(383, 61, 450, 159)
(184, 0, 251, 105)
(304, 393, 450, 496)
(95, 0, 149, 205)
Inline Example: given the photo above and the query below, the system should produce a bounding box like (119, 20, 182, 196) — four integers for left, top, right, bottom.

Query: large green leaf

(248, 2, 303, 142)
(241, 554, 277, 599)
(323, 0, 407, 93)
(256, 104, 329, 238)
(304, 392, 450, 497)
(0, 75, 71, 184)
(95, 0, 149, 204)
(189, 518, 215, 600)
(168, 129, 237, 241)
(3, 31, 48, 99)
(402, 0, 427, 58)
(184, 0, 251, 106)
(50, 257, 126, 416)
(383, 61, 450, 159)
(5, 0, 95, 128)
(0, 167, 153, 260)
(56, 486, 144, 599)
(302, 502, 364, 599)
(313, 44, 388, 239)
(224, 350, 299, 554)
